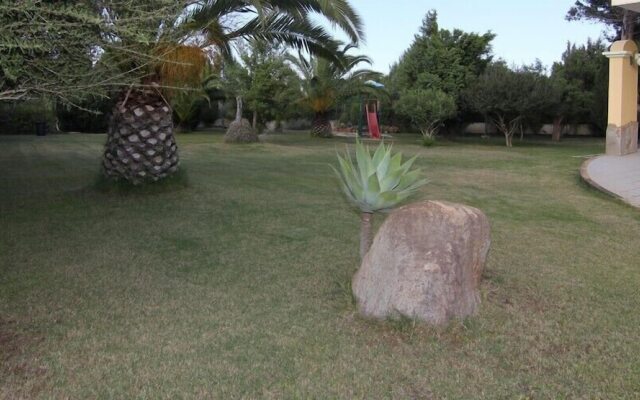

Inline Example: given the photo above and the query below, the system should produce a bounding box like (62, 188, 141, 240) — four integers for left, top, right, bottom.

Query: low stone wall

(538, 124, 596, 136)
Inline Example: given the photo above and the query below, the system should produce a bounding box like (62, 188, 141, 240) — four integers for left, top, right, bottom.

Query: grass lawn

(1, 132, 639, 399)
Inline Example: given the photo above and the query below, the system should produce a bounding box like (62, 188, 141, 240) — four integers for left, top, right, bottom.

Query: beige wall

(607, 41, 639, 127)
(612, 0, 640, 12)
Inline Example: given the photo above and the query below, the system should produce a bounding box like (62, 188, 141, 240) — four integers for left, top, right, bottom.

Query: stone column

(603, 40, 639, 156)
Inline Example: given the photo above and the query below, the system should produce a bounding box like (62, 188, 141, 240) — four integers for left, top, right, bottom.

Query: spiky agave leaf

(332, 140, 428, 213)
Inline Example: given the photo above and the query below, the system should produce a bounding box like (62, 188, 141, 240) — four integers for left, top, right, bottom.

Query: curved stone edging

(580, 155, 640, 208)
(580, 156, 622, 201)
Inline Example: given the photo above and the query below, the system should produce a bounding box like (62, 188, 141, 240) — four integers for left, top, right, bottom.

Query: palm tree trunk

(103, 88, 179, 184)
(360, 212, 373, 260)
(311, 112, 332, 138)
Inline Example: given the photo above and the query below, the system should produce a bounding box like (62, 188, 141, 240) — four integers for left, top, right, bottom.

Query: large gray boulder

(352, 201, 491, 326)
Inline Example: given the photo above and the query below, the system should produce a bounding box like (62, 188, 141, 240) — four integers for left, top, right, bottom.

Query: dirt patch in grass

(0, 317, 49, 398)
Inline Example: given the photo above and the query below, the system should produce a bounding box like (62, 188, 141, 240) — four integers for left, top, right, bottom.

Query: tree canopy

(395, 89, 457, 137)
(550, 40, 609, 132)
(389, 10, 495, 102)
(386, 10, 495, 131)
(567, 0, 639, 40)
(0, 0, 182, 105)
(1, 0, 365, 108)
(464, 63, 558, 147)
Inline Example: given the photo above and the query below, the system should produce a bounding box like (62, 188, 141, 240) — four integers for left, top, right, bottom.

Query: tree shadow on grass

(93, 168, 190, 196)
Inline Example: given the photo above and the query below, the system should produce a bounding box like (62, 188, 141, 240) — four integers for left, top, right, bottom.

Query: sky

(331, 0, 611, 73)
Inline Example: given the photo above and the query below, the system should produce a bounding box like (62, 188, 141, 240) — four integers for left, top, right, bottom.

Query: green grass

(1, 132, 639, 399)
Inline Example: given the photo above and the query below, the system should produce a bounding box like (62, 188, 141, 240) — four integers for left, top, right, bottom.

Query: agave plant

(332, 141, 427, 259)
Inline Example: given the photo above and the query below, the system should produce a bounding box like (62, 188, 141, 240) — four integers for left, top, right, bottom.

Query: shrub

(422, 135, 437, 147)
(0, 100, 57, 135)
(56, 97, 113, 133)
(395, 89, 457, 139)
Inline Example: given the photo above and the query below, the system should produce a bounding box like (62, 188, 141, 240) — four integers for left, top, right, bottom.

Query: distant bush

(56, 97, 113, 133)
(422, 135, 437, 147)
(282, 119, 312, 130)
(197, 101, 219, 127)
(395, 88, 457, 138)
(0, 100, 57, 135)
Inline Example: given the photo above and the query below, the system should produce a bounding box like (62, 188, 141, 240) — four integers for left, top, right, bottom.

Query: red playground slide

(366, 104, 381, 139)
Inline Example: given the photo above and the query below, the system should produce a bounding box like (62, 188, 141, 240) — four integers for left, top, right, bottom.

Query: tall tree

(240, 42, 300, 131)
(550, 40, 609, 140)
(567, 0, 639, 40)
(388, 10, 495, 130)
(288, 44, 382, 138)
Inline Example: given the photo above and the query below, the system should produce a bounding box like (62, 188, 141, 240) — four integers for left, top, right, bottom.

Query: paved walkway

(581, 152, 640, 208)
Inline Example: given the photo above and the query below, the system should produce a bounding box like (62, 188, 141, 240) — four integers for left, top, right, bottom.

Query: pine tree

(567, 0, 639, 40)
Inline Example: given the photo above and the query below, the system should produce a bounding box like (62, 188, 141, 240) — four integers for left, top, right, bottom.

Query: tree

(567, 1, 639, 139)
(0, 1, 180, 105)
(288, 44, 382, 137)
(220, 61, 252, 124)
(549, 40, 609, 140)
(171, 89, 210, 132)
(395, 89, 457, 142)
(212, 59, 259, 142)
(185, 0, 364, 61)
(203, 41, 300, 141)
(567, 0, 639, 40)
(2, 1, 365, 182)
(240, 42, 300, 131)
(464, 63, 556, 147)
(103, 0, 365, 180)
(388, 10, 495, 129)
(332, 141, 427, 259)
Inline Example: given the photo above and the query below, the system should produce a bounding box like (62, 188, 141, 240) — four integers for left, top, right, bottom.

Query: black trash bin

(35, 122, 48, 136)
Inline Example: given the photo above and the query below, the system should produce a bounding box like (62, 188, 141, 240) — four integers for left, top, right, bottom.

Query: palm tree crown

(184, 0, 364, 63)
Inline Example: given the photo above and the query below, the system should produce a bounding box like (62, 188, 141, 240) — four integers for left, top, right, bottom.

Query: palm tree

(100, 10, 203, 184)
(103, 0, 364, 183)
(288, 44, 382, 138)
(185, 0, 364, 60)
(332, 141, 427, 259)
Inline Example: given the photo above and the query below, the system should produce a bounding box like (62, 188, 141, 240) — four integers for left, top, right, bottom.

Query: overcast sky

(331, 0, 611, 73)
